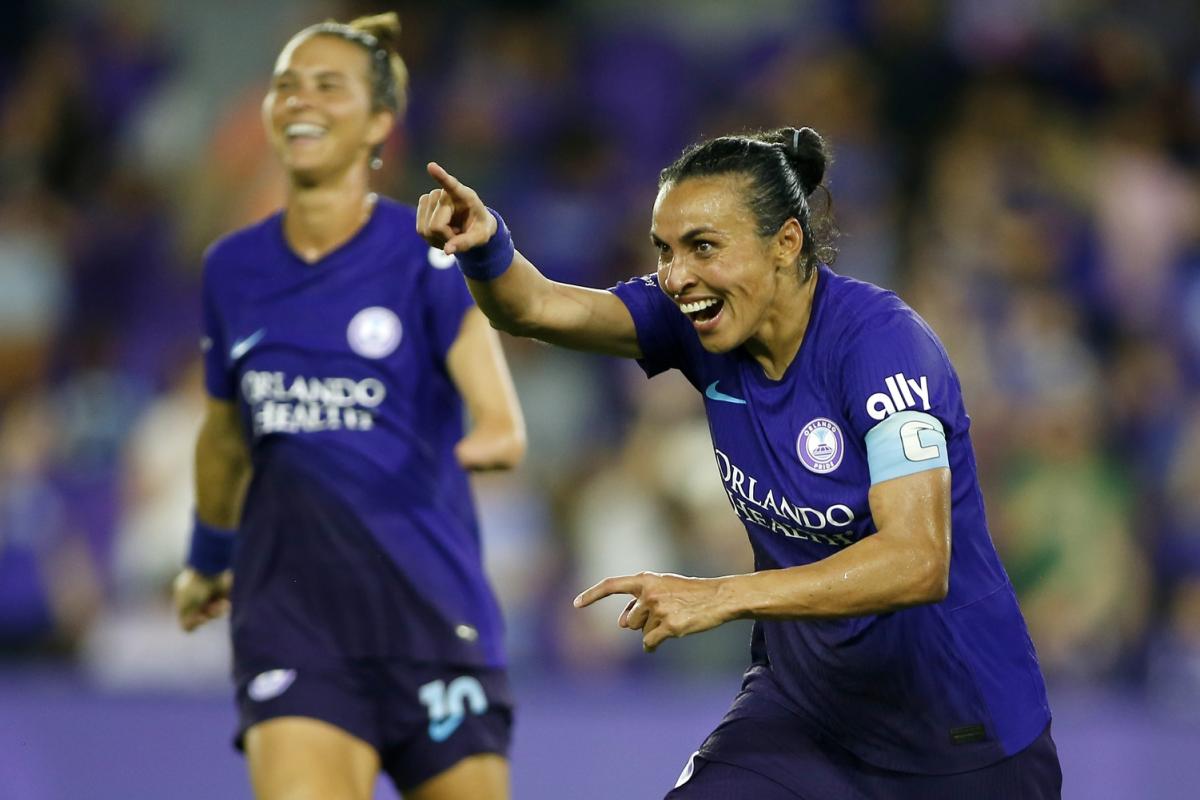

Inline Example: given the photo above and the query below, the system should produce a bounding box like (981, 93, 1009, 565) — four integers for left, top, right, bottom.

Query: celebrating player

(416, 128, 1062, 798)
(172, 13, 524, 800)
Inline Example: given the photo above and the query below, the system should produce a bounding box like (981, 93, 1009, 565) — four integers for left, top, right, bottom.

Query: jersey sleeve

(421, 246, 477, 362)
(839, 310, 958, 485)
(200, 256, 235, 401)
(610, 273, 690, 377)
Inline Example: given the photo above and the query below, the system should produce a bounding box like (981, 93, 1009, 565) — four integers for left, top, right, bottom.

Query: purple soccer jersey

(612, 265, 1051, 774)
(201, 198, 505, 668)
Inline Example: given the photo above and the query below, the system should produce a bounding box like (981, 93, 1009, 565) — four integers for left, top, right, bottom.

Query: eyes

(654, 239, 717, 261)
(271, 74, 350, 96)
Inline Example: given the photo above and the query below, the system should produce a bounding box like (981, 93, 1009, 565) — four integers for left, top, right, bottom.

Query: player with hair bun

(417, 127, 1062, 798)
(173, 13, 524, 800)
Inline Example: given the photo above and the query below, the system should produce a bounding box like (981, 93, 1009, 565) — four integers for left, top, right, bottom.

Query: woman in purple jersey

(416, 128, 1061, 798)
(172, 13, 525, 800)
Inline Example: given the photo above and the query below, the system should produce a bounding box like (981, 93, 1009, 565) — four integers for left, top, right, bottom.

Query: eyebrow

(273, 68, 348, 80)
(650, 226, 720, 247)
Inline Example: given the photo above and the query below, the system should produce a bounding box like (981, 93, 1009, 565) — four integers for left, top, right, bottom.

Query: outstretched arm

(575, 468, 952, 652)
(416, 162, 643, 358)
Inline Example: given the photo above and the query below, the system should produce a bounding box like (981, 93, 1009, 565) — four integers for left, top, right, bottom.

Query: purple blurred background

(1, 0, 1198, 797)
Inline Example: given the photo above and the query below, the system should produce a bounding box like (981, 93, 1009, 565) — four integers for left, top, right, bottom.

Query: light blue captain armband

(865, 410, 950, 485)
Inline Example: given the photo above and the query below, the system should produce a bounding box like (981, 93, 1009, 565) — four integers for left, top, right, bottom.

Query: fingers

(574, 574, 645, 608)
(416, 189, 457, 249)
(427, 161, 468, 198)
(643, 619, 674, 653)
(173, 569, 232, 632)
(618, 597, 637, 628)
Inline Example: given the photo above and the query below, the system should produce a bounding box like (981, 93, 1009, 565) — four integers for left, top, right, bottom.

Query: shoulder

(372, 195, 417, 228)
(203, 211, 283, 281)
(819, 267, 944, 361)
(373, 196, 422, 247)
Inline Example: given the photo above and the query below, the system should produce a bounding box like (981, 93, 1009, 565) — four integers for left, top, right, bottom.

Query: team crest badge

(797, 418, 844, 474)
(347, 306, 402, 358)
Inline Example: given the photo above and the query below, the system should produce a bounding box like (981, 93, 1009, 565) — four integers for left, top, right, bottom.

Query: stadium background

(1, 0, 1198, 797)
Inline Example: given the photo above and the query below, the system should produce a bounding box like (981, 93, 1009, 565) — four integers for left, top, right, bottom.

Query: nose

(285, 94, 305, 110)
(660, 255, 695, 298)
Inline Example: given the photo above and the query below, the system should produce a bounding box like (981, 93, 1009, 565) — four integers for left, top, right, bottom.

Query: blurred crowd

(1, 0, 1198, 705)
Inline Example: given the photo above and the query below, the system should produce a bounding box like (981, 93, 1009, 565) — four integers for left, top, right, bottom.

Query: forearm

(463, 251, 545, 335)
(466, 253, 642, 356)
(721, 530, 949, 621)
(194, 418, 252, 529)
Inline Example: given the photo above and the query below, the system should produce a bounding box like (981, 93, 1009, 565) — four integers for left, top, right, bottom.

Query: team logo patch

(347, 306, 402, 359)
(247, 668, 297, 702)
(427, 246, 457, 269)
(797, 417, 844, 474)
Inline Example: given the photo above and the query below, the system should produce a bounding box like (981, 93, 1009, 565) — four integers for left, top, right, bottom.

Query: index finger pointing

(426, 162, 467, 197)
(573, 574, 644, 609)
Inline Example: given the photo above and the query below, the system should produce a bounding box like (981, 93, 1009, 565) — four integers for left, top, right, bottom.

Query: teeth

(679, 298, 719, 315)
(285, 123, 327, 138)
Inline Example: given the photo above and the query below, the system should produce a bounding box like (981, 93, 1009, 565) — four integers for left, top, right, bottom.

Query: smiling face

(652, 174, 805, 354)
(262, 33, 393, 186)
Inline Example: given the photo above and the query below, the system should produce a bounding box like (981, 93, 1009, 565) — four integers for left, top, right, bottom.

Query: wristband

(186, 513, 236, 575)
(454, 209, 515, 281)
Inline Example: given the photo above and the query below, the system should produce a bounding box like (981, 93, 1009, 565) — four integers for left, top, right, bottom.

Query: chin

(696, 330, 740, 354)
(283, 157, 334, 188)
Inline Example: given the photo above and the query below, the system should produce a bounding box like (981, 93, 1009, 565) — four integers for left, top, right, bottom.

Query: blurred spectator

(0, 389, 103, 657)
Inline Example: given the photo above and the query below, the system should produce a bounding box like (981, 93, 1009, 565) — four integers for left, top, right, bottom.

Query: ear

(774, 217, 804, 267)
(365, 108, 395, 149)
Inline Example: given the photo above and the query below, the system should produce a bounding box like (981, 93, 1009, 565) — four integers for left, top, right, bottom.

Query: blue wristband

(186, 514, 236, 575)
(454, 209, 515, 281)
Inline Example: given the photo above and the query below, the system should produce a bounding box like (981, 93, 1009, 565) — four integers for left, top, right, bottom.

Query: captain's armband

(864, 410, 949, 485)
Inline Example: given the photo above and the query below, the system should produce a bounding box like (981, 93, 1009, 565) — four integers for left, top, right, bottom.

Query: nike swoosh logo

(705, 381, 746, 405)
(230, 328, 266, 360)
(428, 714, 464, 742)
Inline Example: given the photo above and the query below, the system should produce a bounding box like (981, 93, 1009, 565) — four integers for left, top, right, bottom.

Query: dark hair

(659, 127, 838, 279)
(297, 12, 409, 115)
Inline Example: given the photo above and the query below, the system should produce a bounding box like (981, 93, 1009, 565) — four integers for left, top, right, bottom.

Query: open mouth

(680, 297, 724, 324)
(284, 122, 328, 141)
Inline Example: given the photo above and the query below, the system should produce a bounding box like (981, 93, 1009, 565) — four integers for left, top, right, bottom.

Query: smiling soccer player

(417, 127, 1061, 799)
(172, 13, 525, 800)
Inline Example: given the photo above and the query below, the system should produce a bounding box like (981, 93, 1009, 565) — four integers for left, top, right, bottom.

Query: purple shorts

(666, 665, 1061, 800)
(234, 660, 512, 791)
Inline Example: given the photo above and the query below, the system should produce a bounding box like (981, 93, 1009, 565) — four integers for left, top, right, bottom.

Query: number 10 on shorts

(418, 676, 489, 742)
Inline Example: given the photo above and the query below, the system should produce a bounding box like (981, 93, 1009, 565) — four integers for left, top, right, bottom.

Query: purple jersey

(201, 198, 505, 668)
(612, 265, 1050, 774)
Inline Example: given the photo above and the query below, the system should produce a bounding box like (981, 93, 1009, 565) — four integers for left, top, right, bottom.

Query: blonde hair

(298, 11, 409, 115)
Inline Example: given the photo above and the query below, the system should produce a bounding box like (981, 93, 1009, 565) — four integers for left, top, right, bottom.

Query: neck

(283, 164, 375, 263)
(744, 267, 819, 381)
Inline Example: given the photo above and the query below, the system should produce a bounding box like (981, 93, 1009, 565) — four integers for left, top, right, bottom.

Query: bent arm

(447, 307, 528, 470)
(722, 468, 952, 619)
(195, 397, 252, 528)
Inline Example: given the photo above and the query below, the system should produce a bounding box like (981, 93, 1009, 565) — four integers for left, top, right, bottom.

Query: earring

(370, 156, 383, 170)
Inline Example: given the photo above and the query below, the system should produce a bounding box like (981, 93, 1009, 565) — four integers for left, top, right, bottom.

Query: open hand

(573, 571, 733, 652)
(416, 162, 498, 254)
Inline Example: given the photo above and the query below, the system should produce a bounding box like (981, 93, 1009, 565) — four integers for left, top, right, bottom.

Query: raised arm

(416, 162, 642, 358)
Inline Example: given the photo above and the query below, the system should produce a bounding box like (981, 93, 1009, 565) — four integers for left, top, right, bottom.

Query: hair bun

(781, 126, 828, 196)
(348, 11, 402, 53)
